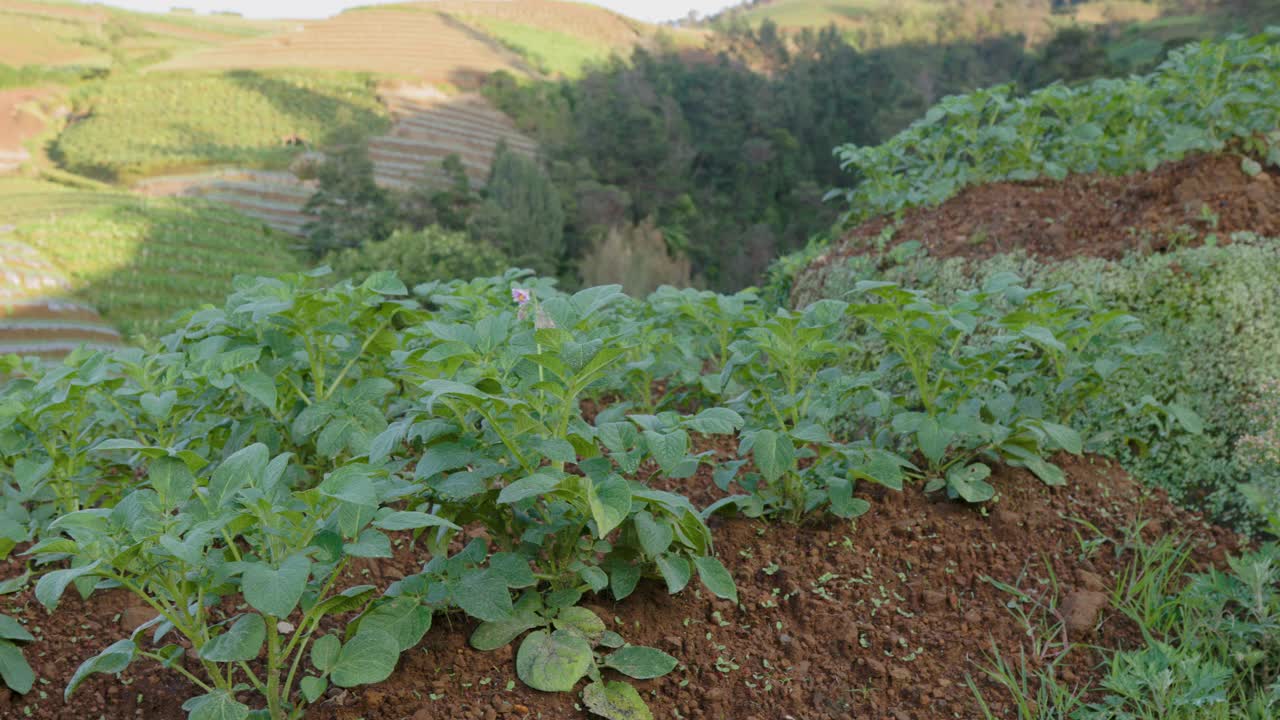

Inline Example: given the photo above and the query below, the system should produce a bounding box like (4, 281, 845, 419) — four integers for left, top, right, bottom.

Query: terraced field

(371, 85, 538, 190)
(0, 177, 128, 226)
(54, 71, 388, 181)
(0, 0, 284, 68)
(2, 195, 301, 336)
(135, 169, 315, 236)
(0, 238, 121, 358)
(151, 8, 532, 84)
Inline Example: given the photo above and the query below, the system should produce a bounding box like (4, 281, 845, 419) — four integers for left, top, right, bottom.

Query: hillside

(0, 173, 301, 357)
(151, 0, 677, 82)
(706, 0, 1278, 50)
(0, 0, 284, 68)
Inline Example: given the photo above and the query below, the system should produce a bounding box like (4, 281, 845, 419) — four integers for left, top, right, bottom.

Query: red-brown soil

(827, 152, 1280, 265)
(0, 89, 50, 161)
(0, 450, 1239, 720)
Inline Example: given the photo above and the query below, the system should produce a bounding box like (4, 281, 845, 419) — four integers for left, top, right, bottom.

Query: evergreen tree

(302, 145, 396, 256)
(468, 143, 566, 277)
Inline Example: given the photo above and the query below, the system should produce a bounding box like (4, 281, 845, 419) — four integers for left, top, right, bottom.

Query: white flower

(276, 621, 295, 634)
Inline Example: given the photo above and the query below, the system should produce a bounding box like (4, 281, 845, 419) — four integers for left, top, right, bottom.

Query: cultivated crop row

(0, 266, 1182, 719)
(54, 71, 388, 181)
(832, 30, 1280, 225)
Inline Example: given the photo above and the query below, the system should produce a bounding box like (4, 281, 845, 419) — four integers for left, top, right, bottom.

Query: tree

(302, 145, 396, 256)
(468, 143, 565, 277)
(395, 154, 478, 232)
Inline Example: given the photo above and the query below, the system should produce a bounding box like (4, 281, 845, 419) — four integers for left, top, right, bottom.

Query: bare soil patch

(825, 152, 1280, 266)
(0, 89, 50, 163)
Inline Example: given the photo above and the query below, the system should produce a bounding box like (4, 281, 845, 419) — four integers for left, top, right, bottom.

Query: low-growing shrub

(325, 226, 508, 289)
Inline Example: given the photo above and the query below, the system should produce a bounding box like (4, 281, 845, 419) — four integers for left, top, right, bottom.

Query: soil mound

(1, 455, 1239, 720)
(828, 152, 1280, 265)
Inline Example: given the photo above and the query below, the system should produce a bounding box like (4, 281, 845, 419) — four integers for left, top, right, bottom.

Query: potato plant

(0, 264, 1160, 718)
(833, 30, 1280, 225)
(847, 277, 1154, 502)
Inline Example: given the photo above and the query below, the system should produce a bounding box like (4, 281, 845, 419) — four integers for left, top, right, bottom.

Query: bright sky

(96, 0, 737, 23)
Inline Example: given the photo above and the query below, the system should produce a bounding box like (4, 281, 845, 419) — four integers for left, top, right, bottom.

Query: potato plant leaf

(516, 630, 593, 693)
(330, 629, 400, 687)
(582, 680, 653, 720)
(603, 646, 678, 680)
(199, 614, 265, 663)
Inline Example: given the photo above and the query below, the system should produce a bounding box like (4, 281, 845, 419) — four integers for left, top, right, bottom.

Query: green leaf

(470, 612, 543, 652)
(140, 391, 177, 422)
(947, 463, 996, 503)
(182, 690, 251, 720)
(358, 597, 432, 652)
(34, 561, 100, 611)
(319, 464, 377, 506)
(236, 371, 277, 411)
(516, 630, 593, 693)
(0, 641, 32, 694)
(580, 566, 608, 592)
(827, 477, 869, 519)
(655, 554, 691, 594)
(361, 271, 408, 296)
(1166, 403, 1204, 434)
(0, 615, 33, 642)
(498, 471, 563, 505)
(582, 681, 653, 720)
(752, 430, 795, 484)
(242, 555, 311, 618)
(206, 443, 269, 509)
(916, 417, 951, 464)
(373, 511, 459, 532)
(344, 529, 392, 558)
(634, 511, 673, 558)
(456, 571, 513, 622)
(311, 634, 340, 672)
(149, 457, 195, 509)
(1018, 454, 1067, 487)
(300, 675, 327, 703)
(199, 614, 265, 663)
(684, 407, 744, 435)
(588, 475, 631, 538)
(489, 552, 536, 588)
(609, 562, 641, 601)
(65, 639, 134, 699)
(331, 628, 400, 687)
(553, 606, 606, 644)
(643, 430, 689, 474)
(1039, 422, 1083, 454)
(692, 556, 738, 603)
(603, 646, 678, 680)
(1021, 325, 1066, 351)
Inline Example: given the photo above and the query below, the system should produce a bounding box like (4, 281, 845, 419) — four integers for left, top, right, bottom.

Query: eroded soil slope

(829, 152, 1280, 264)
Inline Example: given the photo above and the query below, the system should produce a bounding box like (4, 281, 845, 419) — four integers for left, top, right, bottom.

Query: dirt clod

(1061, 589, 1111, 635)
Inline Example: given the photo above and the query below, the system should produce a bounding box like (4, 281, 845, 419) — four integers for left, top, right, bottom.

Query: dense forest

(307, 20, 1203, 292)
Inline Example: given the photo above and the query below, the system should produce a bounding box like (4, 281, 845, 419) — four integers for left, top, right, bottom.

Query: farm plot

(0, 239, 121, 357)
(0, 0, 282, 69)
(52, 71, 389, 182)
(0, 177, 130, 226)
(0, 270, 1252, 720)
(371, 85, 538, 189)
(7, 197, 301, 336)
(151, 9, 531, 84)
(135, 169, 316, 236)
